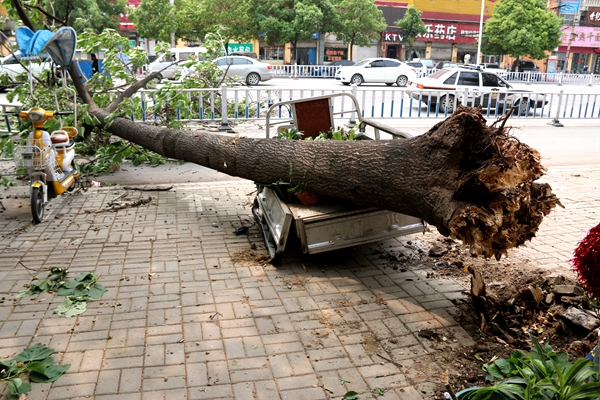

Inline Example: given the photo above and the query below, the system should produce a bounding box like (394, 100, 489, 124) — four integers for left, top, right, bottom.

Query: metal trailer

(253, 93, 426, 263)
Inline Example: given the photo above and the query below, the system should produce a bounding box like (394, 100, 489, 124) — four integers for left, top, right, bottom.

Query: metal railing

(269, 64, 600, 86)
(2, 85, 600, 134)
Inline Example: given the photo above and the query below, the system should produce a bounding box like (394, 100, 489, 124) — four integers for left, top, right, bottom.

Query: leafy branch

(16, 269, 107, 318)
(0, 345, 70, 400)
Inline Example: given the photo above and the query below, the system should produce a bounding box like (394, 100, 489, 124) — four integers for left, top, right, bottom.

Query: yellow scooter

(13, 107, 81, 223)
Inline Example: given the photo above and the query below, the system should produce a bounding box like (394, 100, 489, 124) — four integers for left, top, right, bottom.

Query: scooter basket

(14, 140, 54, 170)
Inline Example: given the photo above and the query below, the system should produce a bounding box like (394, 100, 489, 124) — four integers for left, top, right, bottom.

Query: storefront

(554, 26, 600, 73)
(381, 20, 480, 62)
(377, 0, 498, 62)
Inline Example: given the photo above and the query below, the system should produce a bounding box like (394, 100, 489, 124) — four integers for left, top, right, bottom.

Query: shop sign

(228, 43, 253, 53)
(561, 0, 580, 14)
(382, 22, 479, 44)
(587, 7, 600, 26)
(560, 26, 600, 48)
(324, 48, 348, 62)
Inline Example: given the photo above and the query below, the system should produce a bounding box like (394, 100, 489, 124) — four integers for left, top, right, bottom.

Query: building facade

(376, 0, 498, 64)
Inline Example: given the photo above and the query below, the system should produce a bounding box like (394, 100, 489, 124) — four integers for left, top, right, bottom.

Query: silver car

(215, 56, 274, 85)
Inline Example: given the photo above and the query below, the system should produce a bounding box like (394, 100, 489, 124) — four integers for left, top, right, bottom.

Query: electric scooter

(13, 108, 81, 223)
(12, 25, 82, 223)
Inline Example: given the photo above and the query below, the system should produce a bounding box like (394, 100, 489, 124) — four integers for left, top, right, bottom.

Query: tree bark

(92, 105, 561, 260)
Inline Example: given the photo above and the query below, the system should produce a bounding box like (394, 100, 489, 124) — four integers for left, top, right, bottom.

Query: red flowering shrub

(571, 222, 600, 299)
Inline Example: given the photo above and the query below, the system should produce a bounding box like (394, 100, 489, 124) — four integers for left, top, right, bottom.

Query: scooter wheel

(31, 186, 44, 224)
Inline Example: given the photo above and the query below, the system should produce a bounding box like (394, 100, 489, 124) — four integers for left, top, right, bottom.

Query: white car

(0, 51, 52, 91)
(480, 63, 508, 78)
(407, 67, 547, 114)
(335, 58, 417, 87)
(406, 61, 428, 78)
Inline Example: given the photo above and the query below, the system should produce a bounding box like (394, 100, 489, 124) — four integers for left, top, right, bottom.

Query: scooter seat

(51, 131, 69, 144)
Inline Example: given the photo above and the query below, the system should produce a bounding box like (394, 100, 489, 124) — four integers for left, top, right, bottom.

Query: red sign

(382, 21, 479, 44)
(587, 7, 600, 26)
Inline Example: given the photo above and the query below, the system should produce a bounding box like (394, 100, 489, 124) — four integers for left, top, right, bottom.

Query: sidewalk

(1, 160, 599, 399)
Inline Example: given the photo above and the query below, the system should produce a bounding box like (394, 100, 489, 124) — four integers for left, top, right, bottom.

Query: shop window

(260, 46, 283, 60)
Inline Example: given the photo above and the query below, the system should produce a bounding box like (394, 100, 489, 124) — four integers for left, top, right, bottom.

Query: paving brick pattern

(0, 165, 599, 399)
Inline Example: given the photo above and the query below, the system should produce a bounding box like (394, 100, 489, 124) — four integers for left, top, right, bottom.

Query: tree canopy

(175, 0, 259, 51)
(394, 5, 427, 60)
(481, 0, 562, 60)
(253, 0, 338, 62)
(333, 0, 387, 60)
(129, 0, 176, 43)
(39, 0, 126, 32)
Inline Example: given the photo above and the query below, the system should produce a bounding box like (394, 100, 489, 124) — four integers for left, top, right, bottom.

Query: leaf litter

(16, 267, 107, 317)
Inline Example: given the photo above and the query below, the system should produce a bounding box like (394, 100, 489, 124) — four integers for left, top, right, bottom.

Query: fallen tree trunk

(92, 105, 561, 260)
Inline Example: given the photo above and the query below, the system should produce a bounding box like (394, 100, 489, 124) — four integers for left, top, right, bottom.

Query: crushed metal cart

(253, 93, 426, 263)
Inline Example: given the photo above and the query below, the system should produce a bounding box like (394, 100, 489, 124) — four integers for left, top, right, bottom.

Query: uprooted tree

(9, 0, 561, 260)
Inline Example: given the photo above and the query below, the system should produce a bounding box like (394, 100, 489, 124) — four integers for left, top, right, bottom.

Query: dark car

(311, 60, 355, 77)
(511, 60, 540, 73)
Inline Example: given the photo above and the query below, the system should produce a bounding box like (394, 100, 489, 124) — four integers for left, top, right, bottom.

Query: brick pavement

(0, 164, 599, 399)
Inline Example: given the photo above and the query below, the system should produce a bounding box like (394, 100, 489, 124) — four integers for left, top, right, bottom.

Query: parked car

(407, 67, 547, 114)
(214, 55, 274, 85)
(148, 47, 206, 80)
(511, 60, 540, 73)
(435, 61, 459, 69)
(480, 63, 508, 78)
(0, 51, 52, 91)
(406, 61, 428, 77)
(311, 60, 355, 77)
(413, 58, 436, 70)
(229, 51, 258, 59)
(335, 58, 417, 87)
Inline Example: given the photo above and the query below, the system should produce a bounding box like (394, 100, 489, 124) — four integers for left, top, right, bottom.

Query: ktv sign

(382, 21, 479, 44)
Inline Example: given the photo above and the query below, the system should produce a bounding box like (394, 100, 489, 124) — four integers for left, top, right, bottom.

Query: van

(148, 47, 207, 80)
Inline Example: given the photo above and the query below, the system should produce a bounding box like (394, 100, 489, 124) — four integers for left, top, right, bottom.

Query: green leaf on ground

(54, 298, 87, 317)
(29, 363, 71, 383)
(7, 378, 31, 400)
(13, 345, 55, 363)
(342, 391, 361, 400)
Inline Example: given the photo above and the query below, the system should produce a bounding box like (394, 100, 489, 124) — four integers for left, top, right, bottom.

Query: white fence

(133, 85, 600, 127)
(2, 85, 599, 134)
(270, 64, 600, 86)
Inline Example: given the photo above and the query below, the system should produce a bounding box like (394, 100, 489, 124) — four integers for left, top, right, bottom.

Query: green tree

(3, 0, 126, 32)
(254, 0, 337, 63)
(175, 0, 259, 52)
(394, 5, 427, 61)
(333, 0, 387, 60)
(45, 0, 126, 32)
(129, 0, 176, 43)
(482, 0, 562, 61)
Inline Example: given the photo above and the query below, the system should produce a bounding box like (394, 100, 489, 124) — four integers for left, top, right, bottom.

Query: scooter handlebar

(54, 111, 74, 116)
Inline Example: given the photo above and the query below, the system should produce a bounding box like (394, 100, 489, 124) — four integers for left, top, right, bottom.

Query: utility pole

(170, 0, 176, 48)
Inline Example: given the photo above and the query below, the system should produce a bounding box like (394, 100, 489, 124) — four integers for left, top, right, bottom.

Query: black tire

(246, 72, 260, 86)
(396, 75, 408, 87)
(350, 74, 363, 85)
(439, 95, 456, 112)
(342, 82, 350, 86)
(385, 83, 393, 86)
(31, 186, 44, 224)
